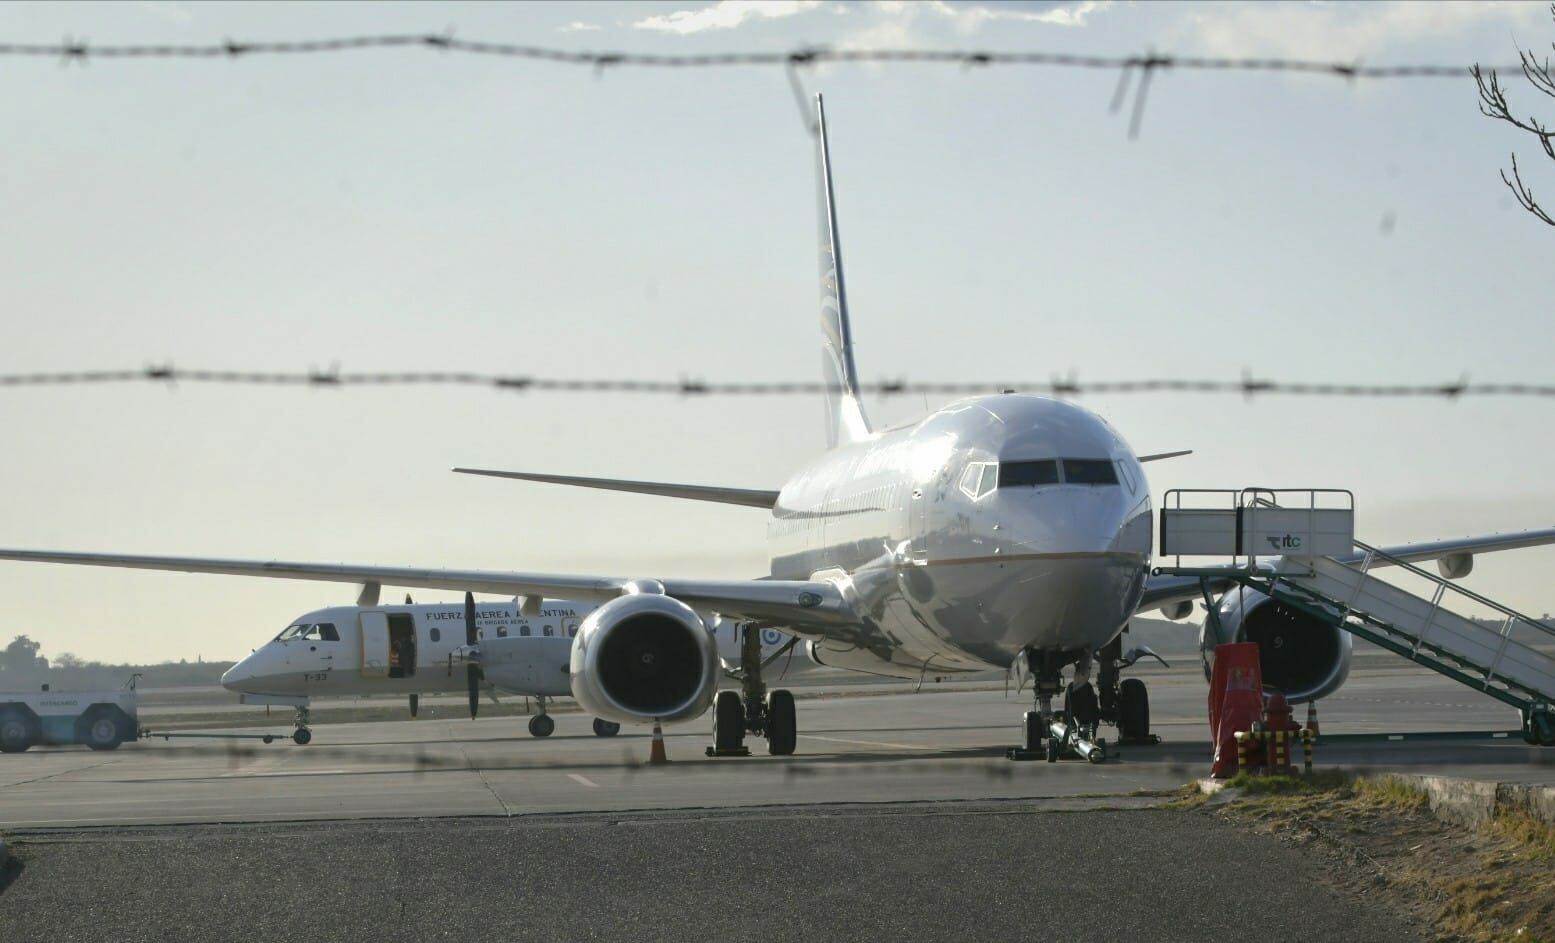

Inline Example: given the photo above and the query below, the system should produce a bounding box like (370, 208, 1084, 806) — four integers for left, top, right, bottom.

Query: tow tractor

(0, 677, 140, 752)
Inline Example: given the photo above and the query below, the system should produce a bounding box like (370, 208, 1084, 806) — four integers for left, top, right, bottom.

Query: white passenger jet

(223, 593, 805, 744)
(3, 95, 1554, 761)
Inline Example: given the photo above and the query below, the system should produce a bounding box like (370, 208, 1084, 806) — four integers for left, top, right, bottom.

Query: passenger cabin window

(430, 627, 441, 643)
(497, 626, 508, 638)
(998, 460, 1059, 487)
(543, 625, 555, 637)
(1062, 460, 1119, 485)
(519, 625, 531, 637)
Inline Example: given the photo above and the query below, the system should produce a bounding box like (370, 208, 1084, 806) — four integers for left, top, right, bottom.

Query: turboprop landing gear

(1007, 650, 1107, 763)
(707, 623, 796, 757)
(528, 696, 555, 738)
(292, 706, 313, 746)
(592, 718, 621, 737)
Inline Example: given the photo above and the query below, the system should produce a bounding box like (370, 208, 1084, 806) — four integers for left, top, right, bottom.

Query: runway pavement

(0, 661, 1549, 829)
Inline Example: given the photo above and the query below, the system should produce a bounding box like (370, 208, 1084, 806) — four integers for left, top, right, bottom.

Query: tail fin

(815, 94, 872, 449)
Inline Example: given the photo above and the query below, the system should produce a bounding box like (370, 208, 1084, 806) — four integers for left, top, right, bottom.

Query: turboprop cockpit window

(275, 624, 306, 641)
(998, 460, 1059, 488)
(1061, 460, 1119, 485)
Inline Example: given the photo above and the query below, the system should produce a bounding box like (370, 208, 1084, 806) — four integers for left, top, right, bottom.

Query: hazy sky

(2, 0, 1553, 665)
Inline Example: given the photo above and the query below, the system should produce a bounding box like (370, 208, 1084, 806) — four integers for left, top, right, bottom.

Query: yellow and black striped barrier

(1233, 728, 1316, 774)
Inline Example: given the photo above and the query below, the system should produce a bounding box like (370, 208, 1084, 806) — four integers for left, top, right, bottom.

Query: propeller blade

(467, 665, 481, 719)
(464, 592, 481, 719)
(464, 592, 478, 646)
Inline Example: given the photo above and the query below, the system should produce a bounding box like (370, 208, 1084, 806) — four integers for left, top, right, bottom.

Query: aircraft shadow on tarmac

(0, 856, 22, 900)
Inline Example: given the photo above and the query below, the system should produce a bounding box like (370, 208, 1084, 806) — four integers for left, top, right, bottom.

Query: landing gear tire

(1045, 736, 1060, 763)
(765, 689, 796, 756)
(1119, 677, 1150, 743)
(713, 690, 745, 753)
(592, 718, 620, 738)
(1022, 710, 1044, 753)
(292, 727, 313, 746)
(84, 715, 122, 751)
(1066, 682, 1100, 728)
(528, 714, 555, 738)
(0, 713, 33, 753)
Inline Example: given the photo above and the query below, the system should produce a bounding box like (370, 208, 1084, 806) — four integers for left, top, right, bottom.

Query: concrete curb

(1379, 774, 1555, 829)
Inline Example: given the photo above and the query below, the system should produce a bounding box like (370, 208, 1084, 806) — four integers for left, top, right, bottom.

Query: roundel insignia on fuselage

(761, 628, 783, 647)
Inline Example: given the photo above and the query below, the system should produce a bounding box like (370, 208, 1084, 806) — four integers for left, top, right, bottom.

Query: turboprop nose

(221, 655, 260, 693)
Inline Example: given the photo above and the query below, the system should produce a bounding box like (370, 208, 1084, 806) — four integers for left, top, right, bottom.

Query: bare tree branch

(1474, 6, 1555, 227)
(1503, 153, 1555, 226)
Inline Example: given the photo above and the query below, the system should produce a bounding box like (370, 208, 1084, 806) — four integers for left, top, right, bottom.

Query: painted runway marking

(800, 734, 921, 751)
(567, 773, 600, 788)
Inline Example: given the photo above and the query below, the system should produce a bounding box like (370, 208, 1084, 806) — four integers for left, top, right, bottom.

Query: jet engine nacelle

(1199, 587, 1352, 703)
(569, 594, 718, 725)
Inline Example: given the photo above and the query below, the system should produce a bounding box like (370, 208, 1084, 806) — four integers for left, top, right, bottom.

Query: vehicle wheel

(293, 727, 313, 746)
(1022, 710, 1044, 752)
(765, 690, 796, 756)
(1119, 678, 1150, 742)
(85, 715, 122, 751)
(1066, 682, 1100, 728)
(713, 690, 744, 752)
(0, 712, 33, 753)
(592, 718, 621, 738)
(529, 714, 555, 738)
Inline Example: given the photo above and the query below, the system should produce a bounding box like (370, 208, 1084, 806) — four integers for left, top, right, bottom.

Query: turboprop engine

(1199, 586, 1352, 703)
(569, 593, 718, 724)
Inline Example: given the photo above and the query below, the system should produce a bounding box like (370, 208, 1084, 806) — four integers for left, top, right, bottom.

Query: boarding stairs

(1159, 489, 1555, 743)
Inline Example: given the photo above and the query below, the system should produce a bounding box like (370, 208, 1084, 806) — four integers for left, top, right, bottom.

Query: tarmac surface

(0, 803, 1425, 943)
(1, 660, 1550, 828)
(0, 660, 1548, 941)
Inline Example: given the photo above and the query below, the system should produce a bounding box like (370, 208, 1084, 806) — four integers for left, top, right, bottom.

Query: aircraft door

(360, 611, 390, 678)
(387, 614, 416, 679)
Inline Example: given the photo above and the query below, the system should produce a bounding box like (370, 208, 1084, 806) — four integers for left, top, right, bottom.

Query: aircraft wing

(0, 548, 852, 630)
(451, 468, 780, 509)
(1137, 525, 1555, 614)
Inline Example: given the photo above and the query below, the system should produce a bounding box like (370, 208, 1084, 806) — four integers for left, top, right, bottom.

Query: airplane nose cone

(221, 657, 258, 693)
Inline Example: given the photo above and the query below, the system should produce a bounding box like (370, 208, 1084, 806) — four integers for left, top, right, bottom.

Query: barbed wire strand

(0, 366, 1550, 399)
(0, 35, 1507, 77)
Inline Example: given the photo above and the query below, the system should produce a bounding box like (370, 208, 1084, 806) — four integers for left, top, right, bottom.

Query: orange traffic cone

(648, 721, 669, 765)
(1305, 700, 1320, 738)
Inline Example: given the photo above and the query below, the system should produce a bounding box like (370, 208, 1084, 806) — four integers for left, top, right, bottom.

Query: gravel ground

(0, 800, 1424, 943)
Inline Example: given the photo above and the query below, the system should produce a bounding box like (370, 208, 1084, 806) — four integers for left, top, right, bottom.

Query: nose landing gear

(292, 705, 313, 745)
(1098, 636, 1159, 746)
(528, 695, 555, 737)
(1008, 651, 1109, 762)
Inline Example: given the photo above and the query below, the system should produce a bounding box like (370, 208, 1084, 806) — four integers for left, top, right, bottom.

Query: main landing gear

(292, 705, 313, 746)
(708, 623, 797, 757)
(1098, 635, 1158, 746)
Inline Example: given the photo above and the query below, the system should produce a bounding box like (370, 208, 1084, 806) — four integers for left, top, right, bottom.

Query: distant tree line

(0, 635, 233, 690)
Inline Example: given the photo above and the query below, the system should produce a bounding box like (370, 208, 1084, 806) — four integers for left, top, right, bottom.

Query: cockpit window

(959, 462, 997, 499)
(998, 460, 1059, 488)
(277, 623, 339, 642)
(1061, 460, 1119, 485)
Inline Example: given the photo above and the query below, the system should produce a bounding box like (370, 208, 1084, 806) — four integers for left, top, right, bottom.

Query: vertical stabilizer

(815, 94, 872, 449)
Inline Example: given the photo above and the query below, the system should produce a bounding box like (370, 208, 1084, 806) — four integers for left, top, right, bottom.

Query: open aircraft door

(359, 611, 390, 678)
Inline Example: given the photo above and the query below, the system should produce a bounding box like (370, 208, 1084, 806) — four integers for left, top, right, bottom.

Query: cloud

(928, 1, 1111, 30)
(633, 0, 824, 35)
(139, 1, 193, 24)
(557, 21, 603, 33)
(1174, 1, 1547, 61)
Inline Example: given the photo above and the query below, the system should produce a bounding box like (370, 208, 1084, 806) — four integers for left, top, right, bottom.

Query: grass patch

(1203, 771, 1555, 943)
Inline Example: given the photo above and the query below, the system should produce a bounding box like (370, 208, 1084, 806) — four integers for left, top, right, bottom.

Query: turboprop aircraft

(3, 94, 1555, 761)
(223, 593, 807, 744)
